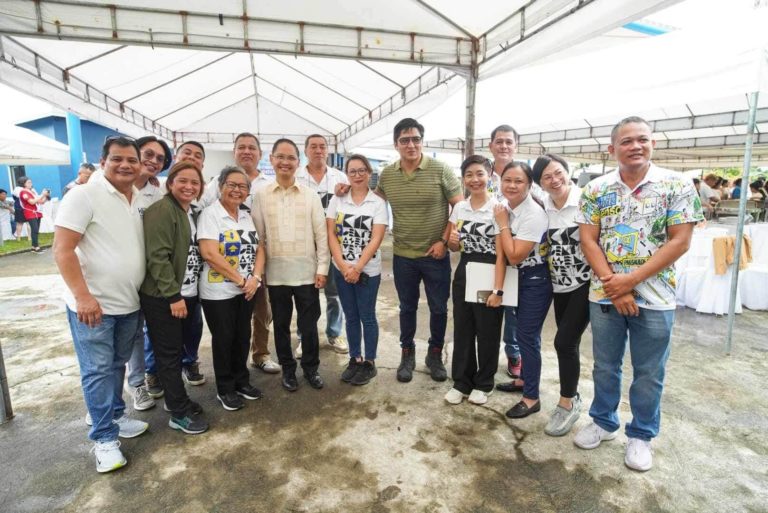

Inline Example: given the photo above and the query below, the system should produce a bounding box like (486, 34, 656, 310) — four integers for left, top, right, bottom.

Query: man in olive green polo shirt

(375, 118, 463, 383)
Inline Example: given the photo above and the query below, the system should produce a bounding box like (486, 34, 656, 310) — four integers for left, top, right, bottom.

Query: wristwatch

(492, 289, 504, 297)
(440, 238, 448, 247)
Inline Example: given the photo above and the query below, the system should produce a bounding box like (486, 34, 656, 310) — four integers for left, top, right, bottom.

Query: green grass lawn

(0, 233, 54, 256)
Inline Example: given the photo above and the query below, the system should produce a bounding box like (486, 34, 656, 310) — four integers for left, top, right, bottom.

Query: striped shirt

(376, 154, 462, 258)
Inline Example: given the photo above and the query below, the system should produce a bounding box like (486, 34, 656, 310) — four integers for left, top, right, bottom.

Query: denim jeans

(324, 266, 344, 339)
(507, 264, 553, 400)
(333, 266, 381, 360)
(588, 303, 675, 440)
(392, 254, 451, 350)
(181, 297, 203, 367)
(67, 308, 142, 442)
(126, 317, 151, 386)
(502, 306, 520, 360)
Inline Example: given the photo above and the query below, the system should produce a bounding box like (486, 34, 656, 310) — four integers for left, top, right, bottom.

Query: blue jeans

(126, 316, 152, 386)
(324, 265, 344, 338)
(67, 308, 142, 442)
(588, 303, 674, 440)
(392, 254, 451, 350)
(181, 297, 203, 367)
(502, 306, 520, 360)
(333, 267, 381, 360)
(508, 264, 552, 400)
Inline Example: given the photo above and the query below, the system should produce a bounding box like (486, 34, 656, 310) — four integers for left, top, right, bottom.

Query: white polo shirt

(197, 200, 260, 300)
(326, 190, 388, 276)
(55, 178, 145, 315)
(544, 185, 591, 293)
(296, 166, 348, 213)
(449, 198, 500, 256)
(134, 182, 165, 217)
(498, 193, 548, 268)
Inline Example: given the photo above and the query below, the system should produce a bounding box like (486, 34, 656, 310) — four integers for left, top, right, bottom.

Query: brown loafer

(505, 400, 541, 419)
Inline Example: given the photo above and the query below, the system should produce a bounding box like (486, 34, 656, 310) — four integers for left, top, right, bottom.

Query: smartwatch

(492, 289, 504, 297)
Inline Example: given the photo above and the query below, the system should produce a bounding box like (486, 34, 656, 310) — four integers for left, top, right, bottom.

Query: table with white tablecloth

(676, 223, 768, 313)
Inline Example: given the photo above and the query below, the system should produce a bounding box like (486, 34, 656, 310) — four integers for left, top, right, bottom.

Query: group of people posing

(54, 115, 702, 476)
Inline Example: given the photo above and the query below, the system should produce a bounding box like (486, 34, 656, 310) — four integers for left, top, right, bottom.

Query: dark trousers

(450, 257, 503, 394)
(28, 217, 40, 247)
(181, 298, 203, 367)
(201, 294, 254, 395)
(139, 293, 192, 417)
(552, 283, 590, 398)
(392, 255, 451, 350)
(269, 284, 320, 375)
(511, 264, 553, 400)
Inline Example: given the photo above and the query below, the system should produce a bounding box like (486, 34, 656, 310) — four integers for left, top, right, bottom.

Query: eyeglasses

(104, 135, 136, 143)
(272, 154, 298, 162)
(224, 182, 249, 192)
(397, 136, 422, 146)
(347, 168, 369, 176)
(141, 149, 165, 164)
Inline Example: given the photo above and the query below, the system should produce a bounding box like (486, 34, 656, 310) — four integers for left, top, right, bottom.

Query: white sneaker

(573, 421, 618, 449)
(625, 437, 653, 471)
(545, 394, 583, 437)
(467, 389, 492, 405)
(254, 359, 281, 374)
(92, 440, 127, 473)
(295, 344, 303, 358)
(115, 416, 149, 439)
(327, 336, 349, 354)
(444, 388, 467, 405)
(130, 385, 155, 411)
(85, 412, 92, 426)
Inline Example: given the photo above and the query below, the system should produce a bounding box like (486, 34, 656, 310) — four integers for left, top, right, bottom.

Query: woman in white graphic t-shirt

(326, 154, 388, 386)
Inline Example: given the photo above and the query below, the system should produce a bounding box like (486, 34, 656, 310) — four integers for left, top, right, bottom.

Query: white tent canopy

(0, 0, 676, 151)
(0, 123, 70, 165)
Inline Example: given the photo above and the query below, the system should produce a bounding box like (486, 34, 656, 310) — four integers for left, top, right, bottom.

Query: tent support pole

(0, 339, 13, 424)
(725, 90, 759, 355)
(464, 40, 479, 158)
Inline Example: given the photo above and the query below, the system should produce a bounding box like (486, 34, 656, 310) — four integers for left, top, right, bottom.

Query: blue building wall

(0, 116, 123, 199)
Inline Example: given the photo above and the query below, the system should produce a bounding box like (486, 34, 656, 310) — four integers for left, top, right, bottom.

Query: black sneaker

(145, 373, 165, 399)
(282, 373, 299, 392)
(163, 399, 203, 415)
(341, 358, 361, 383)
(217, 392, 244, 411)
(396, 348, 416, 383)
(235, 384, 263, 400)
(351, 361, 377, 386)
(425, 347, 448, 382)
(182, 363, 206, 386)
(169, 414, 209, 435)
(305, 372, 324, 389)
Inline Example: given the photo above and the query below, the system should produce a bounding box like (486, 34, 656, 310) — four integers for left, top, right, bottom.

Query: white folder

(465, 262, 519, 307)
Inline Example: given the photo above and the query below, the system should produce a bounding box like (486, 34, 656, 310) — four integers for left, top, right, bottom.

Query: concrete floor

(1, 242, 766, 513)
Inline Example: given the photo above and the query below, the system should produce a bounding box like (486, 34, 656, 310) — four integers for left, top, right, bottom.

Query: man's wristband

(440, 238, 448, 247)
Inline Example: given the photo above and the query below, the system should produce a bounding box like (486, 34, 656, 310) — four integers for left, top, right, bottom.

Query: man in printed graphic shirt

(574, 116, 703, 472)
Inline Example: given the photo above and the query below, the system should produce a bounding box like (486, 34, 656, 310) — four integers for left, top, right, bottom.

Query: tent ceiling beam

(355, 60, 405, 88)
(267, 55, 371, 112)
(122, 52, 235, 104)
(412, 0, 475, 39)
(154, 74, 252, 122)
(0, 35, 172, 138)
(0, 0, 475, 67)
(337, 66, 456, 142)
(64, 45, 127, 73)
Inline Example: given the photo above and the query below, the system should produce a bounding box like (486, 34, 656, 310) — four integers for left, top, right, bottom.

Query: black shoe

(182, 363, 206, 386)
(396, 347, 416, 383)
(425, 347, 448, 382)
(351, 361, 377, 386)
(169, 414, 209, 435)
(236, 384, 263, 400)
(164, 399, 203, 415)
(505, 400, 541, 419)
(496, 380, 524, 393)
(216, 392, 244, 411)
(341, 358, 361, 383)
(282, 373, 299, 392)
(304, 372, 324, 390)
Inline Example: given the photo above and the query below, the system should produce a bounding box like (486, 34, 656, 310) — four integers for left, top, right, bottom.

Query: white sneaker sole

(216, 395, 243, 411)
(182, 375, 206, 386)
(96, 458, 127, 473)
(168, 418, 207, 435)
(574, 429, 618, 449)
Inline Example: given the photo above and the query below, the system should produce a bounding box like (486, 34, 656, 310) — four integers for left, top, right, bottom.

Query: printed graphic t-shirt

(449, 198, 500, 257)
(544, 186, 591, 294)
(326, 190, 388, 276)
